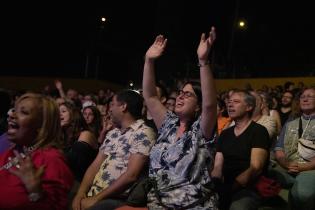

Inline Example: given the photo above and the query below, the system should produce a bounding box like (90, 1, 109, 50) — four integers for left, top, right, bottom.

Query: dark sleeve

(65, 141, 97, 181)
(251, 124, 270, 151)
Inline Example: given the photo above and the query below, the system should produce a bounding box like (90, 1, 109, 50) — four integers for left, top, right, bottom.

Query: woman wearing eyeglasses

(142, 27, 218, 209)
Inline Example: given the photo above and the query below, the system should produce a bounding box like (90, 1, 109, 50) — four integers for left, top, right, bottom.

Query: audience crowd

(0, 27, 315, 210)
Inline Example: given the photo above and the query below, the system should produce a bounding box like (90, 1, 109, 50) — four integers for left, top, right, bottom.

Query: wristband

(197, 60, 210, 67)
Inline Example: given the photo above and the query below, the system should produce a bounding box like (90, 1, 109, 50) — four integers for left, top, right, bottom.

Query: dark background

(0, 1, 314, 86)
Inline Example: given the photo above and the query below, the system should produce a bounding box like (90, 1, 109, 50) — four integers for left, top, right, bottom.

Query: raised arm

(55, 79, 66, 99)
(142, 35, 168, 129)
(197, 27, 217, 139)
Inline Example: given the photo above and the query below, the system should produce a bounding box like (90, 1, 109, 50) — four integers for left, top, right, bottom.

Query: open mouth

(176, 101, 184, 108)
(7, 121, 19, 134)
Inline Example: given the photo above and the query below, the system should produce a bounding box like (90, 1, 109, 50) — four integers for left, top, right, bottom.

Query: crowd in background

(0, 27, 315, 210)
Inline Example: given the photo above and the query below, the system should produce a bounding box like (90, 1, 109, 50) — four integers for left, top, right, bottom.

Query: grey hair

(233, 90, 256, 116)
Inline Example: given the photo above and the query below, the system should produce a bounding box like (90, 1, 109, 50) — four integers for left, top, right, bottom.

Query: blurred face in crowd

(7, 98, 42, 146)
(281, 92, 293, 107)
(175, 84, 199, 119)
(98, 89, 105, 99)
(250, 91, 263, 116)
(165, 98, 176, 112)
(59, 104, 71, 127)
(300, 88, 315, 115)
(83, 107, 95, 125)
(67, 89, 78, 100)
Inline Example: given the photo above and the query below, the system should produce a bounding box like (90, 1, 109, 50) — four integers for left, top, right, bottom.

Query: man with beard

(278, 91, 294, 126)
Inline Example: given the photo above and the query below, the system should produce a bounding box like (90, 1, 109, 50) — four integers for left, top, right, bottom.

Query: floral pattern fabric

(148, 111, 218, 209)
(88, 119, 156, 197)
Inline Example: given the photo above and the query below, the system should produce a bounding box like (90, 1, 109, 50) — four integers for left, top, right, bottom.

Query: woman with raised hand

(143, 27, 218, 209)
(0, 93, 73, 210)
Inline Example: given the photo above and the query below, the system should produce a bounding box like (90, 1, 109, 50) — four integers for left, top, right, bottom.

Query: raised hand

(197, 27, 216, 61)
(55, 79, 63, 90)
(145, 35, 168, 60)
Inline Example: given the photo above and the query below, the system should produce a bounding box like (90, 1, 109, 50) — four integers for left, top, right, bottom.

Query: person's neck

(252, 112, 262, 122)
(281, 106, 291, 113)
(302, 111, 315, 118)
(120, 117, 137, 130)
(234, 116, 252, 136)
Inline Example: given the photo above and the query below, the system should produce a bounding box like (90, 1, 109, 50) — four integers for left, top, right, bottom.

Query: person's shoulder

(252, 121, 268, 130)
(33, 147, 65, 162)
(135, 121, 157, 141)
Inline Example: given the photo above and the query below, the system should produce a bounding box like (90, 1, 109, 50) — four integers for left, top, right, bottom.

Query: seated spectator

(217, 98, 231, 135)
(273, 87, 315, 210)
(211, 90, 270, 210)
(250, 91, 276, 139)
(278, 91, 294, 126)
(165, 96, 176, 112)
(60, 101, 98, 182)
(72, 90, 156, 210)
(83, 105, 102, 139)
(258, 91, 282, 136)
(142, 28, 218, 209)
(0, 93, 73, 209)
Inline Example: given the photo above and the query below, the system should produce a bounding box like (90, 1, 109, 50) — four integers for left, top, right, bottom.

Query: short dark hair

(116, 90, 143, 120)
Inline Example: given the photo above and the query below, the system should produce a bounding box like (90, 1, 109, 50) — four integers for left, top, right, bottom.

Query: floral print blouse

(148, 111, 218, 209)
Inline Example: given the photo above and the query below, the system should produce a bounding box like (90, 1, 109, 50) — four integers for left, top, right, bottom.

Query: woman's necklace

(0, 145, 37, 171)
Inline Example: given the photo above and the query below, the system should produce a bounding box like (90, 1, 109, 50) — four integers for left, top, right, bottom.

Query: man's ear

(246, 105, 254, 112)
(121, 102, 127, 112)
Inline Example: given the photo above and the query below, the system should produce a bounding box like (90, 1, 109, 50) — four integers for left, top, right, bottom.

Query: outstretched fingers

(208, 27, 216, 44)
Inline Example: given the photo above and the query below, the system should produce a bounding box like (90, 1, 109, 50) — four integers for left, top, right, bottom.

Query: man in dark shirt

(278, 91, 294, 126)
(211, 90, 270, 210)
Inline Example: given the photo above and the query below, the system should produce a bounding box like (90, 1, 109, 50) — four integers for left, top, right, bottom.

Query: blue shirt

(148, 111, 218, 209)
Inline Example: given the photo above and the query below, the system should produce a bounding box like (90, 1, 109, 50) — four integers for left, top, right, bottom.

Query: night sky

(0, 1, 314, 86)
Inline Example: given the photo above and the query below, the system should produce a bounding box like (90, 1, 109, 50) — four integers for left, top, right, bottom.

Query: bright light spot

(239, 21, 245, 27)
(129, 82, 134, 87)
(101, 17, 106, 22)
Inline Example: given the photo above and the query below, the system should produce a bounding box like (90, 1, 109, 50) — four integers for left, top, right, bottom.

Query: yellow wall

(215, 77, 315, 92)
(0, 76, 314, 93)
(0, 76, 123, 93)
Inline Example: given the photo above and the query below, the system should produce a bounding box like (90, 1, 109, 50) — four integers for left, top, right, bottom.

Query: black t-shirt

(278, 109, 292, 127)
(217, 121, 270, 183)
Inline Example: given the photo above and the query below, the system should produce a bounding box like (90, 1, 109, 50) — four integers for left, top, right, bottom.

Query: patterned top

(148, 111, 218, 209)
(88, 119, 156, 197)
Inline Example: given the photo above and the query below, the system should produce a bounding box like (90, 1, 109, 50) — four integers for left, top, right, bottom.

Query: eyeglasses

(177, 90, 196, 99)
(300, 95, 315, 100)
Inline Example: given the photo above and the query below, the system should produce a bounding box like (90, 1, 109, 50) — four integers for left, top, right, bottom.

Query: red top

(0, 147, 74, 210)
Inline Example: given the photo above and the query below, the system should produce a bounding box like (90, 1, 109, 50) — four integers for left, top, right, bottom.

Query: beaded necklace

(0, 145, 37, 171)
